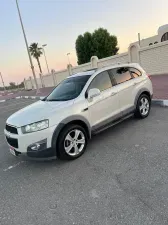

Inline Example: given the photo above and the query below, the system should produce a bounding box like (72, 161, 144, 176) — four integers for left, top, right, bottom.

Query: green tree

(18, 81, 24, 88)
(9, 82, 16, 89)
(75, 28, 119, 65)
(75, 32, 94, 65)
(29, 43, 43, 73)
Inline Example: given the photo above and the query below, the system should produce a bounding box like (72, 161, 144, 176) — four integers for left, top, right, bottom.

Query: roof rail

(84, 68, 98, 72)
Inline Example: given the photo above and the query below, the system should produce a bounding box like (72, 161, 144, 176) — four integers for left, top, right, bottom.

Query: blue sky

(0, 0, 168, 84)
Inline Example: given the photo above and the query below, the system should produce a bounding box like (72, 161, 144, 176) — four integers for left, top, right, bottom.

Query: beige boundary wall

(24, 40, 168, 90)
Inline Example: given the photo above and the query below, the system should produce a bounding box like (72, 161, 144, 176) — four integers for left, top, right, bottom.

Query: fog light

(28, 139, 47, 152)
(31, 143, 41, 151)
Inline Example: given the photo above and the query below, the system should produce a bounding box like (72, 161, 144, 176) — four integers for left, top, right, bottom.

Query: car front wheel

(57, 124, 88, 160)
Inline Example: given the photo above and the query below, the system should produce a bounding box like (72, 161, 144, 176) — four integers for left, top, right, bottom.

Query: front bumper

(4, 125, 57, 158)
(27, 147, 56, 158)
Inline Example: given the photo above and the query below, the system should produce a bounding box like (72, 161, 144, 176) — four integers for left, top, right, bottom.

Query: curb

(20, 96, 45, 100)
(0, 96, 45, 103)
(152, 99, 168, 107)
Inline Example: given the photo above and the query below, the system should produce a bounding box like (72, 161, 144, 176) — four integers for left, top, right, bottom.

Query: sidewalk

(150, 74, 168, 99)
(0, 74, 168, 101)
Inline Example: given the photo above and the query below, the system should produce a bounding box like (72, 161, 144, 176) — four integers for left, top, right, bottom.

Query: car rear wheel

(57, 124, 88, 160)
(134, 94, 151, 118)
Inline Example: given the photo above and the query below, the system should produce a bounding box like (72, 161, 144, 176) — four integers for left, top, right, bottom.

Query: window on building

(129, 67, 142, 78)
(110, 67, 132, 85)
(161, 33, 168, 42)
(149, 43, 153, 46)
(88, 71, 112, 92)
(154, 41, 158, 44)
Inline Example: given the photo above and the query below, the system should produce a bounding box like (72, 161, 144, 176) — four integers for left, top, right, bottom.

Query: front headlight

(21, 120, 49, 134)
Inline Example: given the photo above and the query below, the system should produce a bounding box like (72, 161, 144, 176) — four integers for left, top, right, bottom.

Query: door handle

(111, 92, 117, 96)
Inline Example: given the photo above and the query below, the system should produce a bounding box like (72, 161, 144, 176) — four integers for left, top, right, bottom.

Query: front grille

(6, 124, 18, 134)
(6, 136, 18, 148)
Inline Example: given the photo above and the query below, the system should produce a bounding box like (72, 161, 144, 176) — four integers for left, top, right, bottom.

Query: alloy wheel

(64, 129, 85, 156)
(139, 97, 150, 116)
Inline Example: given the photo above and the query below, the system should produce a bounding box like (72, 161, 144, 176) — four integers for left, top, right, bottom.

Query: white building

(133, 24, 168, 47)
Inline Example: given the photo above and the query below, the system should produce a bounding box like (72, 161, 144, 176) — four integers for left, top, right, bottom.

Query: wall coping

(72, 62, 91, 69)
(42, 74, 54, 78)
(54, 69, 68, 74)
(150, 72, 168, 76)
(98, 52, 128, 63)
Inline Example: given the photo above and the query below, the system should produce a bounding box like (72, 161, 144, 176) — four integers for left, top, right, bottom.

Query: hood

(7, 100, 73, 127)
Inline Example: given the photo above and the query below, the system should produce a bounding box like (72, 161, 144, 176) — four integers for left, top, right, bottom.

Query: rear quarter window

(129, 67, 142, 78)
(109, 67, 132, 85)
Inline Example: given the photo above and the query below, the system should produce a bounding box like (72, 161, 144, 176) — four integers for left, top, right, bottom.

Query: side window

(129, 67, 142, 78)
(88, 71, 112, 92)
(110, 67, 132, 85)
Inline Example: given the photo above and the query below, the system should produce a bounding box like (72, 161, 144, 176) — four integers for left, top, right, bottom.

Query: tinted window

(45, 75, 91, 101)
(111, 67, 132, 84)
(129, 67, 142, 78)
(88, 71, 112, 92)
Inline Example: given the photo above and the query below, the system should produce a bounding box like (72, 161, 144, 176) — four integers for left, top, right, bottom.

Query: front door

(87, 71, 121, 130)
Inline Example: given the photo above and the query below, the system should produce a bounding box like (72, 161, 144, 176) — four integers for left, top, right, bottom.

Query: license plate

(10, 147, 16, 156)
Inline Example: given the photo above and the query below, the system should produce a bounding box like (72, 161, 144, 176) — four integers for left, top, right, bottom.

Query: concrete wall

(97, 53, 129, 68)
(24, 39, 168, 90)
(42, 75, 54, 87)
(139, 40, 168, 75)
(72, 62, 91, 74)
(24, 53, 129, 89)
(54, 69, 69, 84)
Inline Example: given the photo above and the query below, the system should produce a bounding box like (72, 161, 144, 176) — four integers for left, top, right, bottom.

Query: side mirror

(88, 88, 101, 100)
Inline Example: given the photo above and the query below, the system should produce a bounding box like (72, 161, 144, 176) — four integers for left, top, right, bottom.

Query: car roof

(96, 63, 141, 73)
(68, 63, 141, 78)
(69, 69, 96, 78)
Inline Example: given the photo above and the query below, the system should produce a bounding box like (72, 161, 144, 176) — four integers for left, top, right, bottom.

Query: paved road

(0, 87, 54, 101)
(0, 100, 168, 225)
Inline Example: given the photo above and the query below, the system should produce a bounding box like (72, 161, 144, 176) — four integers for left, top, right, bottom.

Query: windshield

(45, 75, 91, 101)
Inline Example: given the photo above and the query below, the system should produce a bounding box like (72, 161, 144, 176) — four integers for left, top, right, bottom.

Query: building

(132, 24, 168, 47)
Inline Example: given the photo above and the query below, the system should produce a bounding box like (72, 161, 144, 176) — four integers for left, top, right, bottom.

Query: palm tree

(29, 43, 43, 73)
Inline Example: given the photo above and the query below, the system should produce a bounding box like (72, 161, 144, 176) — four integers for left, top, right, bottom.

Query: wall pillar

(91, 56, 98, 68)
(23, 78, 27, 90)
(39, 73, 45, 88)
(128, 43, 140, 63)
(51, 69, 56, 86)
(29, 76, 34, 89)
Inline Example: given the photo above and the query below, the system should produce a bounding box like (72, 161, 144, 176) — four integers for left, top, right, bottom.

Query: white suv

(4, 63, 153, 160)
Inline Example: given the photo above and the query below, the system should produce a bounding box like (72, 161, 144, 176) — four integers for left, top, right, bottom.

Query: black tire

(57, 124, 88, 160)
(134, 94, 151, 119)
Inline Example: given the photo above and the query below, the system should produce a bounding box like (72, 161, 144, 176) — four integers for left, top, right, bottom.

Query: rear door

(108, 67, 135, 116)
(129, 67, 145, 87)
(129, 66, 150, 100)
